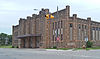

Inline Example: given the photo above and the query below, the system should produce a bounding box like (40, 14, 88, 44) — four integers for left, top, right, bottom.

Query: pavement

(0, 48, 100, 59)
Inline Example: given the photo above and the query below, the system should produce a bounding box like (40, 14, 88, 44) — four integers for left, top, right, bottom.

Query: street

(0, 48, 100, 59)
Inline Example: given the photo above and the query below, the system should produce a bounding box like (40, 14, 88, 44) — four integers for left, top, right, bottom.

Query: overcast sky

(0, 0, 100, 34)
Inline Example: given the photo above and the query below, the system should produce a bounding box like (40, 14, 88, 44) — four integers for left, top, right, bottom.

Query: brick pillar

(65, 5, 70, 48)
(73, 14, 78, 48)
(45, 22, 49, 48)
(87, 17, 91, 41)
(12, 26, 14, 47)
(44, 9, 50, 48)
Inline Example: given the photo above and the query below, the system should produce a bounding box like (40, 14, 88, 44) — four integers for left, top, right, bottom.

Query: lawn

(0, 45, 12, 48)
(46, 48, 71, 50)
(46, 47, 100, 50)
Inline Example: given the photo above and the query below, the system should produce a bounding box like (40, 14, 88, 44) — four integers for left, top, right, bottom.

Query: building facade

(12, 5, 100, 48)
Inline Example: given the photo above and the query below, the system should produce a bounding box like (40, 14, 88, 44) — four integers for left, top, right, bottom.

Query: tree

(0, 33, 12, 46)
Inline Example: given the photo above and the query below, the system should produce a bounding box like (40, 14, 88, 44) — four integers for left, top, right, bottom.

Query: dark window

(96, 27, 98, 30)
(70, 24, 73, 27)
(57, 29, 58, 37)
(55, 22, 57, 29)
(61, 34, 63, 40)
(79, 24, 81, 29)
(82, 25, 84, 29)
(53, 22, 54, 29)
(53, 35, 54, 41)
(99, 28, 100, 31)
(92, 27, 95, 30)
(61, 21, 63, 28)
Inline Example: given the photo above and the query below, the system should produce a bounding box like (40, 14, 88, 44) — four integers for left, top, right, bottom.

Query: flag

(57, 36, 60, 41)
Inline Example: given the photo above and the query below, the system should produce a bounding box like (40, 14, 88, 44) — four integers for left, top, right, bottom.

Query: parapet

(73, 14, 77, 19)
(32, 14, 37, 19)
(87, 17, 91, 21)
(27, 16, 32, 20)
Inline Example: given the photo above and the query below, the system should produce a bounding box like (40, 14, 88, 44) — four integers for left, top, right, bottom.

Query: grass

(46, 47, 100, 50)
(0, 45, 12, 48)
(86, 47, 100, 50)
(74, 47, 100, 50)
(46, 48, 71, 50)
(58, 48, 71, 50)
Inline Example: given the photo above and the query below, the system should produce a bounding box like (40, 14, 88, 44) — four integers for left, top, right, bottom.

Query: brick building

(12, 5, 100, 48)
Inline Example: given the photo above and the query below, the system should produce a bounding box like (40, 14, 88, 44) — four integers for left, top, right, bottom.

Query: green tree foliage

(86, 41, 93, 48)
(0, 33, 12, 46)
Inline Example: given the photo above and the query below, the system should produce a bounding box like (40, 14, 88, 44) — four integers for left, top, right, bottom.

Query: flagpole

(57, 6, 59, 49)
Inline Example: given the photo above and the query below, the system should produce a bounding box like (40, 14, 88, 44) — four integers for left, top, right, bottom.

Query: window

(70, 24, 73, 27)
(61, 21, 63, 28)
(55, 22, 57, 29)
(58, 21, 60, 28)
(96, 27, 98, 30)
(53, 35, 54, 41)
(92, 27, 95, 30)
(82, 25, 84, 29)
(79, 24, 81, 29)
(53, 22, 54, 29)
(55, 36, 57, 41)
(99, 28, 100, 31)
(70, 24, 73, 40)
(85, 25, 87, 29)
(61, 34, 63, 40)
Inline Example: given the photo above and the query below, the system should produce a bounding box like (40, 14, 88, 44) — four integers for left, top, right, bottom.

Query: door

(36, 39, 39, 48)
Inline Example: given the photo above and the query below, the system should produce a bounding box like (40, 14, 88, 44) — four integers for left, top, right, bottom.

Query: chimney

(66, 5, 70, 17)
(73, 14, 77, 19)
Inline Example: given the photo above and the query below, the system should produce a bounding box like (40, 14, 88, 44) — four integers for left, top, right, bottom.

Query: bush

(12, 46, 14, 48)
(86, 41, 93, 48)
(16, 46, 18, 48)
(53, 46, 57, 49)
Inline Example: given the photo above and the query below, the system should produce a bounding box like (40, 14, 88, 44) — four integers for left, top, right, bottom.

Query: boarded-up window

(96, 27, 99, 40)
(61, 28, 63, 34)
(58, 29, 60, 35)
(92, 27, 95, 40)
(78, 24, 81, 40)
(58, 21, 60, 28)
(70, 24, 73, 40)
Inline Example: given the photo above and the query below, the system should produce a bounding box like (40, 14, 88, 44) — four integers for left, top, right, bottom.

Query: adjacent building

(12, 5, 100, 48)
